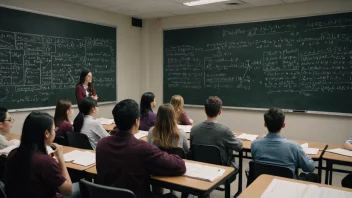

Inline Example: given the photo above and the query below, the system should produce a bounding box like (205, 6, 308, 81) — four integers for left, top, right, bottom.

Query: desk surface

(323, 144, 352, 163)
(102, 124, 115, 131)
(85, 159, 234, 191)
(238, 174, 352, 198)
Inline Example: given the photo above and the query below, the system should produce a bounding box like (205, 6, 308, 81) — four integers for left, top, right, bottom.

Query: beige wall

(0, 0, 142, 133)
(142, 0, 352, 144)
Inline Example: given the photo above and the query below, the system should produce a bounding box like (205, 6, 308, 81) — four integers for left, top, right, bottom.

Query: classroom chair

(0, 180, 6, 198)
(79, 179, 136, 198)
(158, 147, 186, 159)
(191, 144, 239, 197)
(246, 161, 293, 187)
(66, 132, 93, 150)
(54, 135, 68, 146)
(0, 155, 7, 182)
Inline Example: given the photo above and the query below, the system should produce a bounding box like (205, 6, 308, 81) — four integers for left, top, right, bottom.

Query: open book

(326, 148, 352, 157)
(63, 150, 96, 166)
(237, 133, 258, 141)
(261, 178, 352, 198)
(184, 162, 226, 182)
(300, 143, 319, 155)
(134, 131, 148, 139)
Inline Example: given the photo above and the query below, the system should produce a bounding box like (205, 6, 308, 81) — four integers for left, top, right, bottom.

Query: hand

(92, 95, 98, 100)
(52, 143, 64, 161)
(257, 133, 266, 139)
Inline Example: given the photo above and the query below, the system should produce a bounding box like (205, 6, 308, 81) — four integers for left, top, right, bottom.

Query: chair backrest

(79, 179, 136, 198)
(191, 144, 222, 165)
(158, 147, 186, 159)
(54, 135, 68, 146)
(247, 161, 294, 186)
(66, 132, 93, 150)
(0, 180, 7, 198)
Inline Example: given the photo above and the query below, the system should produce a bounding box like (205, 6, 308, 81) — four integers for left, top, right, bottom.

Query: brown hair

(205, 96, 222, 117)
(152, 104, 180, 148)
(54, 100, 72, 127)
(170, 95, 184, 124)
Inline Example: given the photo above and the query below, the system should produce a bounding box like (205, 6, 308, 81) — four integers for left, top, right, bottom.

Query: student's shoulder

(285, 139, 302, 149)
(33, 153, 57, 165)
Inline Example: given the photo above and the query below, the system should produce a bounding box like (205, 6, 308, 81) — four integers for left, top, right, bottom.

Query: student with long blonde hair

(170, 95, 192, 125)
(148, 104, 188, 152)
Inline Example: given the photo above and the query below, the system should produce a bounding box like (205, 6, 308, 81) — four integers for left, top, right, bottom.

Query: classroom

(0, 0, 352, 197)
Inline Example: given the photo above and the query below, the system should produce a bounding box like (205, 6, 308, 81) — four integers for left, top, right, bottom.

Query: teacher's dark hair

(73, 97, 97, 132)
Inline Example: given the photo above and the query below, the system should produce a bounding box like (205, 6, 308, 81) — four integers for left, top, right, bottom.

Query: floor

(175, 158, 351, 198)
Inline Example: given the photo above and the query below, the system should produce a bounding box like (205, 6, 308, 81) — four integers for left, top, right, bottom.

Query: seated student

(96, 99, 186, 198)
(148, 104, 189, 153)
(0, 107, 17, 149)
(341, 137, 352, 188)
(54, 100, 74, 137)
(190, 96, 242, 165)
(139, 92, 157, 131)
(170, 95, 193, 125)
(251, 108, 317, 181)
(73, 97, 109, 150)
(5, 112, 80, 198)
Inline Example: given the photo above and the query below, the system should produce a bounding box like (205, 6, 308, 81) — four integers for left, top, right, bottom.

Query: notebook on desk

(178, 125, 192, 133)
(237, 133, 258, 141)
(134, 131, 148, 139)
(300, 143, 319, 155)
(184, 162, 225, 182)
(326, 148, 352, 157)
(63, 150, 96, 166)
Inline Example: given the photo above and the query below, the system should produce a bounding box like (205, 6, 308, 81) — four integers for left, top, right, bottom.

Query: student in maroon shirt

(170, 95, 193, 125)
(54, 100, 74, 137)
(75, 70, 98, 104)
(96, 99, 186, 198)
(139, 92, 157, 131)
(5, 112, 80, 198)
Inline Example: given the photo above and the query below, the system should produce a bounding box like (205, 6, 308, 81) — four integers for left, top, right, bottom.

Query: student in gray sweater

(190, 96, 242, 165)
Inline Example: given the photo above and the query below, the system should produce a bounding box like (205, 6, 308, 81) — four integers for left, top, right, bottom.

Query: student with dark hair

(251, 108, 317, 182)
(190, 96, 242, 165)
(54, 100, 74, 137)
(341, 137, 352, 188)
(96, 99, 186, 198)
(5, 112, 80, 198)
(148, 104, 189, 152)
(139, 92, 157, 131)
(73, 97, 109, 149)
(0, 107, 17, 149)
(75, 70, 98, 103)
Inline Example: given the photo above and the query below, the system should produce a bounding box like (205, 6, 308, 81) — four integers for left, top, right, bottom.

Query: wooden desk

(238, 174, 352, 198)
(102, 124, 115, 131)
(85, 159, 235, 198)
(5, 133, 21, 140)
(323, 144, 352, 185)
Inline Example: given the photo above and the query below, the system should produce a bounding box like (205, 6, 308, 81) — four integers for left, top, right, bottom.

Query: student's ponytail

(73, 97, 97, 132)
(73, 112, 84, 133)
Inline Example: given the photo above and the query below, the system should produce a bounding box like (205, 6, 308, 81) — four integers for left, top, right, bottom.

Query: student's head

(264, 108, 286, 133)
(170, 95, 184, 123)
(152, 104, 180, 148)
(78, 69, 92, 84)
(140, 92, 156, 117)
(112, 99, 140, 133)
(54, 100, 73, 127)
(0, 107, 13, 135)
(73, 97, 97, 132)
(204, 96, 222, 118)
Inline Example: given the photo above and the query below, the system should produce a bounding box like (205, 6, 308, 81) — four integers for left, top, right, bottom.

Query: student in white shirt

(73, 97, 109, 150)
(0, 107, 17, 149)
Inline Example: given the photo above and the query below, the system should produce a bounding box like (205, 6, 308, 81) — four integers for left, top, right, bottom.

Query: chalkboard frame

(0, 5, 118, 111)
(162, 11, 352, 117)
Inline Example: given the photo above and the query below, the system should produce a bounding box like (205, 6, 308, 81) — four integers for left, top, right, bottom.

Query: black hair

(78, 69, 94, 96)
(204, 96, 222, 118)
(264, 108, 285, 133)
(140, 92, 155, 117)
(5, 112, 54, 197)
(73, 97, 97, 132)
(112, 99, 140, 131)
(0, 107, 7, 122)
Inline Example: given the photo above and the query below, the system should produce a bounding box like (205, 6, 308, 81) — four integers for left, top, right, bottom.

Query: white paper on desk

(72, 151, 96, 166)
(319, 187, 352, 198)
(237, 133, 258, 141)
(96, 117, 114, 125)
(184, 162, 225, 182)
(134, 131, 148, 139)
(326, 148, 352, 157)
(178, 125, 192, 133)
(261, 179, 311, 198)
(300, 143, 319, 155)
(63, 150, 85, 162)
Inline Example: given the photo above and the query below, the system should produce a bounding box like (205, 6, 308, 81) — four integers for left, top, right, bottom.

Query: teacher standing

(75, 70, 98, 104)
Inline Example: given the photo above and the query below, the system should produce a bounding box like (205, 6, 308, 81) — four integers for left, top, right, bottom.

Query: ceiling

(63, 0, 316, 19)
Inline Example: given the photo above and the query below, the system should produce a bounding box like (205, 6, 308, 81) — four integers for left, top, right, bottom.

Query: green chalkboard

(0, 6, 116, 109)
(164, 12, 352, 113)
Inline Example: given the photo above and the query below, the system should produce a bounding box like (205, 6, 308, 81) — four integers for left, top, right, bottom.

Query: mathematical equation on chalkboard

(164, 15, 352, 96)
(0, 30, 116, 104)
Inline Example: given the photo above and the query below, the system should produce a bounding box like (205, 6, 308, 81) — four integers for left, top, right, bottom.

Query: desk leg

(225, 179, 230, 198)
(329, 163, 333, 185)
(234, 150, 243, 198)
(325, 160, 330, 185)
(318, 158, 322, 183)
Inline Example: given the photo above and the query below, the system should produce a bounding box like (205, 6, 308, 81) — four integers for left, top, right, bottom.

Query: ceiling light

(183, 0, 230, 6)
